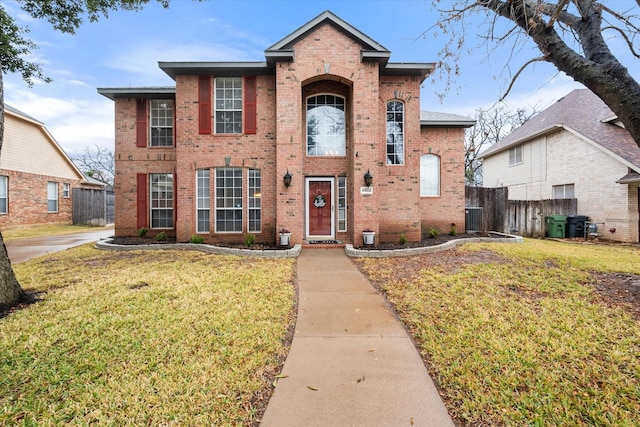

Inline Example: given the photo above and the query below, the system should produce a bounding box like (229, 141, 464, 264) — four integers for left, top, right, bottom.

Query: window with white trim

(215, 168, 242, 232)
(196, 169, 210, 233)
(553, 184, 575, 199)
(215, 77, 242, 134)
(150, 100, 174, 146)
(386, 101, 404, 165)
(338, 176, 347, 232)
(248, 169, 261, 233)
(63, 183, 70, 198)
(420, 154, 440, 197)
(0, 176, 7, 214)
(306, 94, 345, 156)
(509, 144, 523, 166)
(150, 174, 173, 228)
(47, 181, 58, 212)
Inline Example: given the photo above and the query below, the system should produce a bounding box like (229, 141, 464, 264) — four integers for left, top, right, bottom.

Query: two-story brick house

(98, 11, 473, 246)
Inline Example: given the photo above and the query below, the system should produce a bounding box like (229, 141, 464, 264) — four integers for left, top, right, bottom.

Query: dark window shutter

(244, 76, 257, 135)
(198, 76, 212, 134)
(136, 99, 147, 147)
(136, 173, 148, 229)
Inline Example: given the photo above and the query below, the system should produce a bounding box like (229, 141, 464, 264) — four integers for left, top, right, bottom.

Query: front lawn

(1, 224, 112, 242)
(0, 245, 295, 426)
(354, 239, 640, 426)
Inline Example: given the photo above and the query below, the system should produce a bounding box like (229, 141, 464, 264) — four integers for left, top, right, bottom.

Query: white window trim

(248, 169, 262, 233)
(150, 100, 174, 147)
(386, 100, 405, 165)
(214, 77, 243, 134)
(0, 175, 8, 214)
(47, 181, 58, 213)
(420, 154, 440, 197)
(149, 173, 174, 229)
(196, 169, 210, 234)
(214, 168, 243, 233)
(509, 144, 523, 166)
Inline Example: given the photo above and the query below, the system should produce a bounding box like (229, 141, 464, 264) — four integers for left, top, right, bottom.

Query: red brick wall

(110, 21, 467, 246)
(419, 127, 466, 235)
(0, 168, 80, 229)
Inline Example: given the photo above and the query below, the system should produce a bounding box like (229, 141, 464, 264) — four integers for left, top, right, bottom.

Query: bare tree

(465, 105, 540, 186)
(431, 1, 640, 145)
(73, 144, 115, 187)
(0, 0, 168, 309)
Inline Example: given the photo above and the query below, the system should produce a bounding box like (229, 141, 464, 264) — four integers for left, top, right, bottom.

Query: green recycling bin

(546, 215, 567, 238)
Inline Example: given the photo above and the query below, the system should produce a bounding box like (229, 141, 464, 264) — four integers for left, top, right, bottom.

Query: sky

(2, 0, 639, 158)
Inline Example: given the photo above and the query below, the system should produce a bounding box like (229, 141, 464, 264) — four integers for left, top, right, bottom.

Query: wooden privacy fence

(72, 188, 115, 226)
(465, 186, 577, 237)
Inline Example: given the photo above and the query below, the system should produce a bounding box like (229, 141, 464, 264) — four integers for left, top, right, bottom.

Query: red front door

(308, 180, 332, 237)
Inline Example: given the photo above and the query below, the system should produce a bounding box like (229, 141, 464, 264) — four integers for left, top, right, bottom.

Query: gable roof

(480, 89, 640, 171)
(151, 10, 433, 82)
(3, 105, 86, 182)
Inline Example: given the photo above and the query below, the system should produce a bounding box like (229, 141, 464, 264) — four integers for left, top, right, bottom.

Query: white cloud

(5, 80, 114, 157)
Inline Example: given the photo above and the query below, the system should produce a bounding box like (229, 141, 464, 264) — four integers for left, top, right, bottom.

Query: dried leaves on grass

(354, 239, 640, 426)
(0, 245, 296, 426)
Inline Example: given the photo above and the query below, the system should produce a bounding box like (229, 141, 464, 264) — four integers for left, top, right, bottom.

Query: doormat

(307, 240, 340, 244)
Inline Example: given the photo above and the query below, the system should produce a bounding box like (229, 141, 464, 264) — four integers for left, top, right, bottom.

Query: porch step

(302, 240, 346, 249)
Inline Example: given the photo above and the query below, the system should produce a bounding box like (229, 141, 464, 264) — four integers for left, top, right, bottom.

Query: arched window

(420, 154, 440, 196)
(306, 94, 345, 156)
(386, 101, 404, 165)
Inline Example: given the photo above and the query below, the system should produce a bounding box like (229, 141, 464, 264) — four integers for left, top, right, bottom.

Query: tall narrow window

(248, 169, 261, 233)
(47, 182, 58, 212)
(63, 183, 70, 198)
(150, 100, 174, 146)
(215, 168, 242, 232)
(0, 176, 7, 214)
(509, 144, 523, 166)
(215, 77, 243, 134)
(386, 101, 404, 165)
(306, 94, 345, 156)
(196, 169, 210, 233)
(338, 176, 347, 232)
(150, 174, 173, 228)
(420, 154, 440, 197)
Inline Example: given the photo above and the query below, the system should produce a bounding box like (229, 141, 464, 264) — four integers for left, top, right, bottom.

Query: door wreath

(313, 194, 326, 208)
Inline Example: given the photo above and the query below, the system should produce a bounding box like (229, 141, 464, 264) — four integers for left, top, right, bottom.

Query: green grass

(1, 245, 295, 426)
(355, 239, 640, 426)
(1, 224, 112, 242)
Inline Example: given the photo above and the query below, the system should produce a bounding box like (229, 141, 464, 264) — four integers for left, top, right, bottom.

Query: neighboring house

(98, 11, 474, 246)
(481, 89, 640, 243)
(0, 105, 101, 229)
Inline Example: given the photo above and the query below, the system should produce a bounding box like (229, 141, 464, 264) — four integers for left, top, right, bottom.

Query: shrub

(244, 233, 256, 247)
(155, 231, 167, 241)
(399, 233, 407, 245)
(449, 223, 457, 236)
(137, 227, 149, 237)
(428, 227, 440, 238)
(189, 235, 205, 244)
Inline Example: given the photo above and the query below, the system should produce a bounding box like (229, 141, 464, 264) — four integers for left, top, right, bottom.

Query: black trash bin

(566, 215, 588, 238)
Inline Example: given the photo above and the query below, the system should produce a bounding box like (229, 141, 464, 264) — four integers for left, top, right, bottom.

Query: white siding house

(481, 89, 640, 243)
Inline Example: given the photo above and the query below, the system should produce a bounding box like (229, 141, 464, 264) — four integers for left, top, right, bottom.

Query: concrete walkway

(260, 248, 454, 426)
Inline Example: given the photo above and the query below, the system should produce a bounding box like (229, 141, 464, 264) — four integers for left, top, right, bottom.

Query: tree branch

(499, 57, 548, 101)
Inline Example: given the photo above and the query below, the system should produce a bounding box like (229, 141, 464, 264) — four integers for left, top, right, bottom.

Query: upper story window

(150, 100, 174, 147)
(509, 144, 523, 166)
(307, 94, 346, 156)
(386, 101, 404, 165)
(215, 77, 243, 134)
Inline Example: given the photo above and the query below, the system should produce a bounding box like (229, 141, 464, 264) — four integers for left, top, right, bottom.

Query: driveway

(5, 228, 114, 263)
